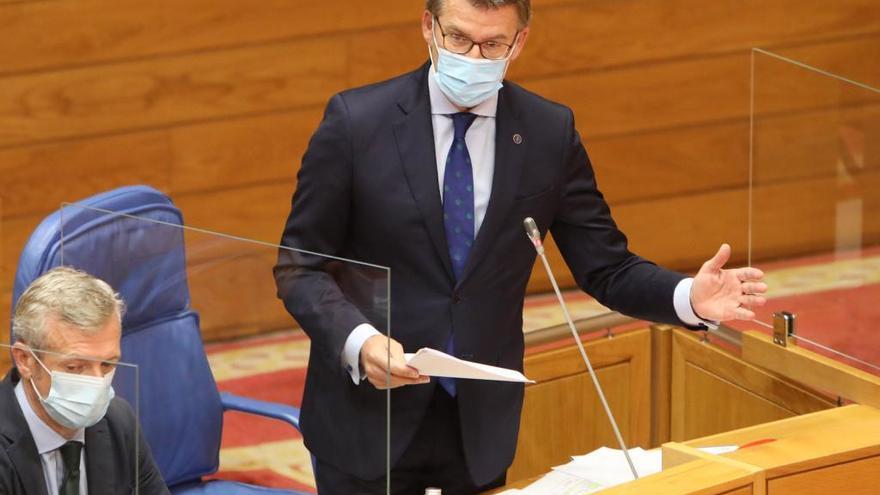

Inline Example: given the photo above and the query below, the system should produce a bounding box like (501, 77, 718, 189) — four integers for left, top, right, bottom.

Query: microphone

(523, 217, 639, 480)
(522, 217, 544, 255)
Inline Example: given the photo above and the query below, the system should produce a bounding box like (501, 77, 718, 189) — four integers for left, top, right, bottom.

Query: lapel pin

(513, 133, 523, 145)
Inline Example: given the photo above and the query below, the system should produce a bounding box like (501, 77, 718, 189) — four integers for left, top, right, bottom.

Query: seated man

(0, 266, 169, 494)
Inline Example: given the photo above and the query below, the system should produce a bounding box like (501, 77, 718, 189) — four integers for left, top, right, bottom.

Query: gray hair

(12, 267, 125, 350)
(426, 0, 531, 27)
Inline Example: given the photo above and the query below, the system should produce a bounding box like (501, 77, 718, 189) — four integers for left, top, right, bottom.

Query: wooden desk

(486, 457, 760, 495)
(676, 404, 880, 494)
(490, 405, 880, 494)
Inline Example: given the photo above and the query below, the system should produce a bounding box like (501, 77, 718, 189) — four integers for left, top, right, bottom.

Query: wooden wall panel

(510, 328, 652, 482)
(351, 1, 880, 86)
(169, 108, 322, 194)
(174, 182, 293, 243)
(0, 0, 426, 75)
(185, 246, 292, 341)
(0, 133, 173, 218)
(2, 214, 46, 293)
(767, 455, 880, 495)
(670, 329, 833, 442)
(0, 38, 347, 148)
(1, 0, 878, 356)
(515, 0, 880, 76)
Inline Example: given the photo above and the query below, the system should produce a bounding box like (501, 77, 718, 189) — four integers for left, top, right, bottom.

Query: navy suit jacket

(0, 370, 169, 495)
(275, 62, 687, 485)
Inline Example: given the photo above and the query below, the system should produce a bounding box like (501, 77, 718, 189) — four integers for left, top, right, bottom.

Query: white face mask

(29, 350, 116, 430)
(429, 18, 514, 108)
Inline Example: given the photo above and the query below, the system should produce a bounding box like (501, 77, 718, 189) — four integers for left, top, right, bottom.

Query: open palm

(691, 244, 767, 321)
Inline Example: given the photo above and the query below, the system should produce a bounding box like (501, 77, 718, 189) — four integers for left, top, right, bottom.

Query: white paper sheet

(698, 445, 739, 455)
(517, 470, 604, 495)
(512, 447, 663, 494)
(558, 447, 661, 487)
(404, 348, 534, 383)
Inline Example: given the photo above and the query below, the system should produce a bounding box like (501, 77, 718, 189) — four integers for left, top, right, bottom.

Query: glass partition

(55, 202, 391, 493)
(46, 197, 657, 493)
(747, 47, 880, 375)
(1, 343, 141, 493)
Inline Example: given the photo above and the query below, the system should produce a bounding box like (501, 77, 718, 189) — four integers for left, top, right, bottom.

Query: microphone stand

(523, 217, 640, 480)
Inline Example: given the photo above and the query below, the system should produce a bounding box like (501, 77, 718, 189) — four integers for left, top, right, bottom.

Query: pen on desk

(739, 438, 777, 449)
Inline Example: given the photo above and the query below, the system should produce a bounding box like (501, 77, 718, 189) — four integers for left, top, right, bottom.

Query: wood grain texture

(741, 330, 880, 409)
(0, 0, 428, 75)
(509, 328, 652, 481)
(652, 325, 674, 447)
(766, 454, 880, 494)
(350, 1, 880, 86)
(2, 1, 878, 348)
(0, 132, 173, 217)
(0, 37, 347, 148)
(670, 329, 833, 442)
(687, 405, 880, 478)
(173, 182, 293, 244)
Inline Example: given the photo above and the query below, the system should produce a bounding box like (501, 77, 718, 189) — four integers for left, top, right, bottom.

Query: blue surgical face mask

(29, 349, 116, 430)
(429, 18, 513, 108)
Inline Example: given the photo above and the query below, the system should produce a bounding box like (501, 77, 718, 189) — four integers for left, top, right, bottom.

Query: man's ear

(421, 10, 435, 46)
(11, 343, 35, 380)
(509, 26, 530, 61)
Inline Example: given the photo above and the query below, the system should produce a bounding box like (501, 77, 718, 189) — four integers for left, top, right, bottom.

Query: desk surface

(685, 404, 880, 477)
(489, 405, 880, 494)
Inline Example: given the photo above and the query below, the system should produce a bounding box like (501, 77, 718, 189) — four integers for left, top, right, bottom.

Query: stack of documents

(505, 447, 662, 494)
(497, 444, 745, 494)
(556, 446, 661, 486)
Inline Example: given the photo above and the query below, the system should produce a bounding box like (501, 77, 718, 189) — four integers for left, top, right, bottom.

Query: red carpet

(205, 332, 315, 492)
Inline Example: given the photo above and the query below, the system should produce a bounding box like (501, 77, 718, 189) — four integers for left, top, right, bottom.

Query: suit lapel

(0, 372, 48, 495)
(393, 65, 455, 282)
(85, 420, 116, 495)
(5, 435, 48, 495)
(458, 85, 526, 286)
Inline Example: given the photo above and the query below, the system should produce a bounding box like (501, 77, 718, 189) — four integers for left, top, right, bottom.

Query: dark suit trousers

(315, 386, 506, 495)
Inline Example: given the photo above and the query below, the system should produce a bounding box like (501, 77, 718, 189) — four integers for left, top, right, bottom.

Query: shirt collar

(14, 380, 85, 455)
(428, 63, 498, 118)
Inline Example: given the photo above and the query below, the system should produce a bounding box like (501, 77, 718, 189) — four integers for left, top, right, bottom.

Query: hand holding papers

(405, 348, 534, 383)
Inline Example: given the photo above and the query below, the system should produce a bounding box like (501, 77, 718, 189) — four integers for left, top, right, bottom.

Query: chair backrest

(10, 185, 224, 486)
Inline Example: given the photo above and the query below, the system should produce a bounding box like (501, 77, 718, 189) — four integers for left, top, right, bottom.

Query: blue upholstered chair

(11, 185, 309, 494)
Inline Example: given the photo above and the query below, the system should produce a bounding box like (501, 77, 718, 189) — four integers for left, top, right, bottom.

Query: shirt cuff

(342, 323, 381, 384)
(673, 278, 719, 330)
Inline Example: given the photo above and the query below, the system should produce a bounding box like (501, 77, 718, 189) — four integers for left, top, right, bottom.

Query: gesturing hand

(691, 244, 767, 322)
(360, 335, 430, 389)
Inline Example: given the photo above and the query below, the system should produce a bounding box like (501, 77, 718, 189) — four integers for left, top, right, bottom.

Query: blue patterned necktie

(440, 112, 477, 397)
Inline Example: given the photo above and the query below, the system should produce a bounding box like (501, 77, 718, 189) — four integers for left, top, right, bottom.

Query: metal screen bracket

(773, 311, 796, 347)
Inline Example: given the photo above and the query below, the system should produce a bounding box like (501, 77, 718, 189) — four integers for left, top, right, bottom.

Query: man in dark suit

(275, 0, 767, 493)
(0, 267, 169, 495)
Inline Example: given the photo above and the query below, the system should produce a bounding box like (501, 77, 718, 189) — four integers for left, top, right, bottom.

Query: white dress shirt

(15, 381, 89, 495)
(340, 66, 709, 383)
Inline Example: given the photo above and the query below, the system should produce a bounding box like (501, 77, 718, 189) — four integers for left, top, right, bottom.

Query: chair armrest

(219, 391, 301, 432)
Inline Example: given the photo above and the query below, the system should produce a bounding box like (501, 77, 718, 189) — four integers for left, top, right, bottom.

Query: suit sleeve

(273, 93, 373, 375)
(550, 108, 687, 325)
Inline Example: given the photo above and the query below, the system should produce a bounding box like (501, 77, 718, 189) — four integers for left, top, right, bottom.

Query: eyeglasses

(434, 17, 518, 60)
